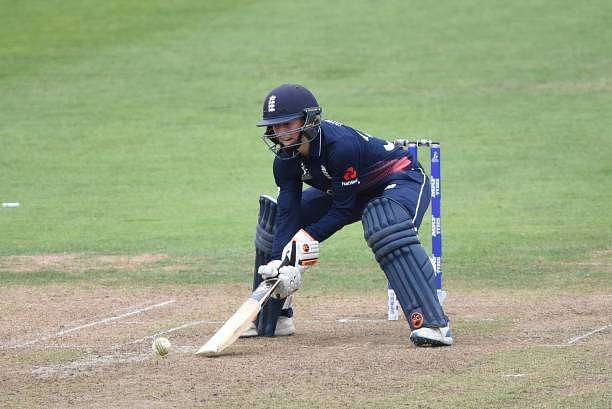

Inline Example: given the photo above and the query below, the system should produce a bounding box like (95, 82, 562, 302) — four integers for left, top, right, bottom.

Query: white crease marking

(127, 319, 222, 345)
(37, 344, 99, 350)
(336, 318, 388, 324)
(9, 300, 175, 349)
(31, 352, 150, 379)
(174, 345, 197, 353)
(567, 324, 611, 345)
(541, 344, 572, 348)
(300, 318, 390, 324)
(31, 345, 200, 379)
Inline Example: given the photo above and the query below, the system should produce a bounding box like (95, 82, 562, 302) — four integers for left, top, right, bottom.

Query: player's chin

(279, 135, 299, 146)
(279, 139, 295, 146)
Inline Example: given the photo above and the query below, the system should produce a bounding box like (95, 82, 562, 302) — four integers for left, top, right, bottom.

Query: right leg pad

(362, 197, 448, 330)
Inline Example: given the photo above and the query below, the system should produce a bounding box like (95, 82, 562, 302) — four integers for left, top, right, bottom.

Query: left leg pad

(252, 195, 292, 336)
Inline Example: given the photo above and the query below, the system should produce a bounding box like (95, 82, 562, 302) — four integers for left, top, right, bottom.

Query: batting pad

(252, 195, 289, 336)
(362, 197, 448, 330)
(254, 195, 277, 255)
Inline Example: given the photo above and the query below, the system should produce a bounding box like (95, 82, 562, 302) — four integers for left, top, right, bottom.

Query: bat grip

(262, 241, 296, 286)
(281, 241, 297, 267)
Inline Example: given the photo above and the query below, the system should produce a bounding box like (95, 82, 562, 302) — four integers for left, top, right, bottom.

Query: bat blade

(196, 278, 280, 357)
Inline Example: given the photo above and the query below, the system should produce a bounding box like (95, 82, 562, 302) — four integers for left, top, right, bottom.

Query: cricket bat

(195, 247, 294, 357)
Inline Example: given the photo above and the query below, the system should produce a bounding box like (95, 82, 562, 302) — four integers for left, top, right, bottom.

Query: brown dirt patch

(553, 248, 612, 272)
(0, 253, 168, 273)
(0, 285, 610, 408)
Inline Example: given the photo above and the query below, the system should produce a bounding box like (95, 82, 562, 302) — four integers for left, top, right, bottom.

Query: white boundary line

(9, 300, 175, 349)
(567, 324, 611, 345)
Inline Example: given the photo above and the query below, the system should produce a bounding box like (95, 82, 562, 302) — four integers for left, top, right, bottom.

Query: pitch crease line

(567, 324, 611, 345)
(128, 319, 223, 345)
(129, 316, 390, 346)
(10, 300, 176, 349)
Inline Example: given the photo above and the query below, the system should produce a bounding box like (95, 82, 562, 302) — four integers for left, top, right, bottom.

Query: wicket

(387, 139, 446, 321)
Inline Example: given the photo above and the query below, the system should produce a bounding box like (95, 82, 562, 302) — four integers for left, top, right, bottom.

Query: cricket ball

(152, 337, 171, 357)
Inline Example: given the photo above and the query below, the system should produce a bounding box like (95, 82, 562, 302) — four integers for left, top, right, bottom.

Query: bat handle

(281, 241, 297, 267)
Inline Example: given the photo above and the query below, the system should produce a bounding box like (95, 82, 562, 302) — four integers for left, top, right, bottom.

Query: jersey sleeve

(304, 138, 360, 242)
(271, 157, 303, 259)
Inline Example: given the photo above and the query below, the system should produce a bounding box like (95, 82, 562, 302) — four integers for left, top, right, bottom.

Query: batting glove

(273, 265, 301, 299)
(258, 259, 282, 280)
(281, 229, 319, 272)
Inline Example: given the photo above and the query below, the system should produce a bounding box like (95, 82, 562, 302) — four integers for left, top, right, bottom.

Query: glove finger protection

(273, 265, 302, 299)
(257, 259, 282, 279)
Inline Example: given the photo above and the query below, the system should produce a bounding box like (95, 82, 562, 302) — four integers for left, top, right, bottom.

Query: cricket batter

(243, 84, 452, 347)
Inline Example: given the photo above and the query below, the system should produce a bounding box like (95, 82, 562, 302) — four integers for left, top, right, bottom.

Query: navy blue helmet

(257, 84, 322, 158)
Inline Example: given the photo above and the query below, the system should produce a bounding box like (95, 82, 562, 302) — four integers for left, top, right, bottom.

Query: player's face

(273, 118, 305, 146)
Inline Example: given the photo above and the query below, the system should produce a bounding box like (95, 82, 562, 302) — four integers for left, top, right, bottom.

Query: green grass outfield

(1, 2, 611, 408)
(1, 0, 610, 293)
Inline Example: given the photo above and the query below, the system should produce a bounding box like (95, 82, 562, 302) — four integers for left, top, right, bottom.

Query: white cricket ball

(152, 337, 171, 357)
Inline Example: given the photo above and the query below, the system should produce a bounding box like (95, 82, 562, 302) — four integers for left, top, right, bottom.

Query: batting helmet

(257, 84, 322, 158)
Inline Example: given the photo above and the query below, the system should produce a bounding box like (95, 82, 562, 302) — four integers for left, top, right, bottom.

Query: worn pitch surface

(1, 284, 610, 408)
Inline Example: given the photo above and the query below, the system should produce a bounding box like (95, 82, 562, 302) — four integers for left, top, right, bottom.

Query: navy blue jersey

(271, 120, 419, 258)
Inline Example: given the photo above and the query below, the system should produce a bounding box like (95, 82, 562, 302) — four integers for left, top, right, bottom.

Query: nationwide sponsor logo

(410, 312, 424, 329)
(430, 178, 440, 197)
(342, 179, 359, 186)
(431, 217, 441, 236)
(341, 166, 359, 186)
(267, 95, 276, 112)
